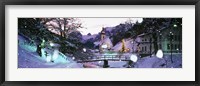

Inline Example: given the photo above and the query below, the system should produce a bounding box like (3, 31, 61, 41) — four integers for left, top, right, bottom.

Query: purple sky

(78, 18, 143, 35)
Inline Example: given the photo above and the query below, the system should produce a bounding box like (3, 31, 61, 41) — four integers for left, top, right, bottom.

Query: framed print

(0, 0, 199, 86)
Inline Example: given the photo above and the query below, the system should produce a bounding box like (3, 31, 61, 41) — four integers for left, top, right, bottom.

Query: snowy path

(135, 54, 182, 68)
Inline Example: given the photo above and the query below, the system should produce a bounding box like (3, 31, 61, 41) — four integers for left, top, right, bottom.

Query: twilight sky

(77, 18, 143, 35)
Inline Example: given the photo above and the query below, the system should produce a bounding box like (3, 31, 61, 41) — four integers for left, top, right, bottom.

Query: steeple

(101, 27, 106, 41)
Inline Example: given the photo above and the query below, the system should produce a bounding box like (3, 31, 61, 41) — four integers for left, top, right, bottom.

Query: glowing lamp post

(83, 48, 87, 52)
(49, 42, 60, 63)
(170, 31, 173, 63)
(156, 49, 163, 59)
(50, 42, 54, 47)
(130, 54, 138, 62)
(173, 24, 177, 28)
(156, 49, 168, 67)
(72, 57, 75, 60)
(127, 54, 138, 68)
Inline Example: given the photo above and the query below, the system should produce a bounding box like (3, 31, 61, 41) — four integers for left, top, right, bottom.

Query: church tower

(100, 27, 106, 53)
(99, 27, 113, 53)
(101, 27, 106, 42)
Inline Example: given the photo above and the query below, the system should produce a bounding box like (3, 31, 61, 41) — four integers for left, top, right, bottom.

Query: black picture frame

(0, 0, 199, 86)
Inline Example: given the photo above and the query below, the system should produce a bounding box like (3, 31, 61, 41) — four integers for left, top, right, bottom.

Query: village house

(135, 25, 182, 56)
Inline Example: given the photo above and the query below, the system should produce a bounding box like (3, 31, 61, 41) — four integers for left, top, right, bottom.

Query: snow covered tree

(42, 18, 83, 38)
(128, 18, 181, 55)
(144, 18, 181, 54)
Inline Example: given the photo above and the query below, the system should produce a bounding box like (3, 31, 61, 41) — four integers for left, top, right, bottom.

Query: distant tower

(100, 27, 106, 52)
(101, 27, 106, 41)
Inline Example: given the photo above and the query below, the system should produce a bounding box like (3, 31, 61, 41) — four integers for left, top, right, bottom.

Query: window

(175, 44, 177, 50)
(167, 44, 170, 50)
(142, 47, 144, 51)
(145, 46, 146, 51)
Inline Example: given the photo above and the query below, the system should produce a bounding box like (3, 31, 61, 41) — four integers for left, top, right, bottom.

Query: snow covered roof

(100, 37, 113, 46)
(137, 33, 151, 37)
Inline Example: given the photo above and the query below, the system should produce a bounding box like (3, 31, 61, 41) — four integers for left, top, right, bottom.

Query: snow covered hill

(18, 34, 83, 68)
(82, 34, 97, 41)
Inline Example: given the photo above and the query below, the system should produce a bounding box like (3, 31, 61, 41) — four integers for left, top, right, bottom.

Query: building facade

(158, 26, 182, 53)
(136, 33, 154, 55)
(136, 26, 182, 55)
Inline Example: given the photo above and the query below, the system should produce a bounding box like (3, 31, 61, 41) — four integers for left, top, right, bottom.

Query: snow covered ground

(135, 54, 182, 68)
(84, 61, 127, 68)
(18, 34, 182, 68)
(18, 35, 83, 68)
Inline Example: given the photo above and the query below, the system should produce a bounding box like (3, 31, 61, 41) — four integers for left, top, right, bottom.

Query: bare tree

(42, 18, 83, 38)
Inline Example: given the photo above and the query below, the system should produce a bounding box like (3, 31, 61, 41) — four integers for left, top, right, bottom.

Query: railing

(96, 55, 130, 59)
(77, 55, 131, 63)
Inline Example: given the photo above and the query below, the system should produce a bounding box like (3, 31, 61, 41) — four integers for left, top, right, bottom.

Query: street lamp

(156, 49, 163, 58)
(156, 50, 168, 67)
(72, 57, 75, 60)
(173, 24, 177, 28)
(51, 43, 60, 63)
(83, 48, 87, 52)
(150, 38, 152, 57)
(170, 32, 173, 63)
(169, 23, 177, 63)
(50, 42, 54, 47)
(128, 54, 138, 68)
(130, 54, 138, 62)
